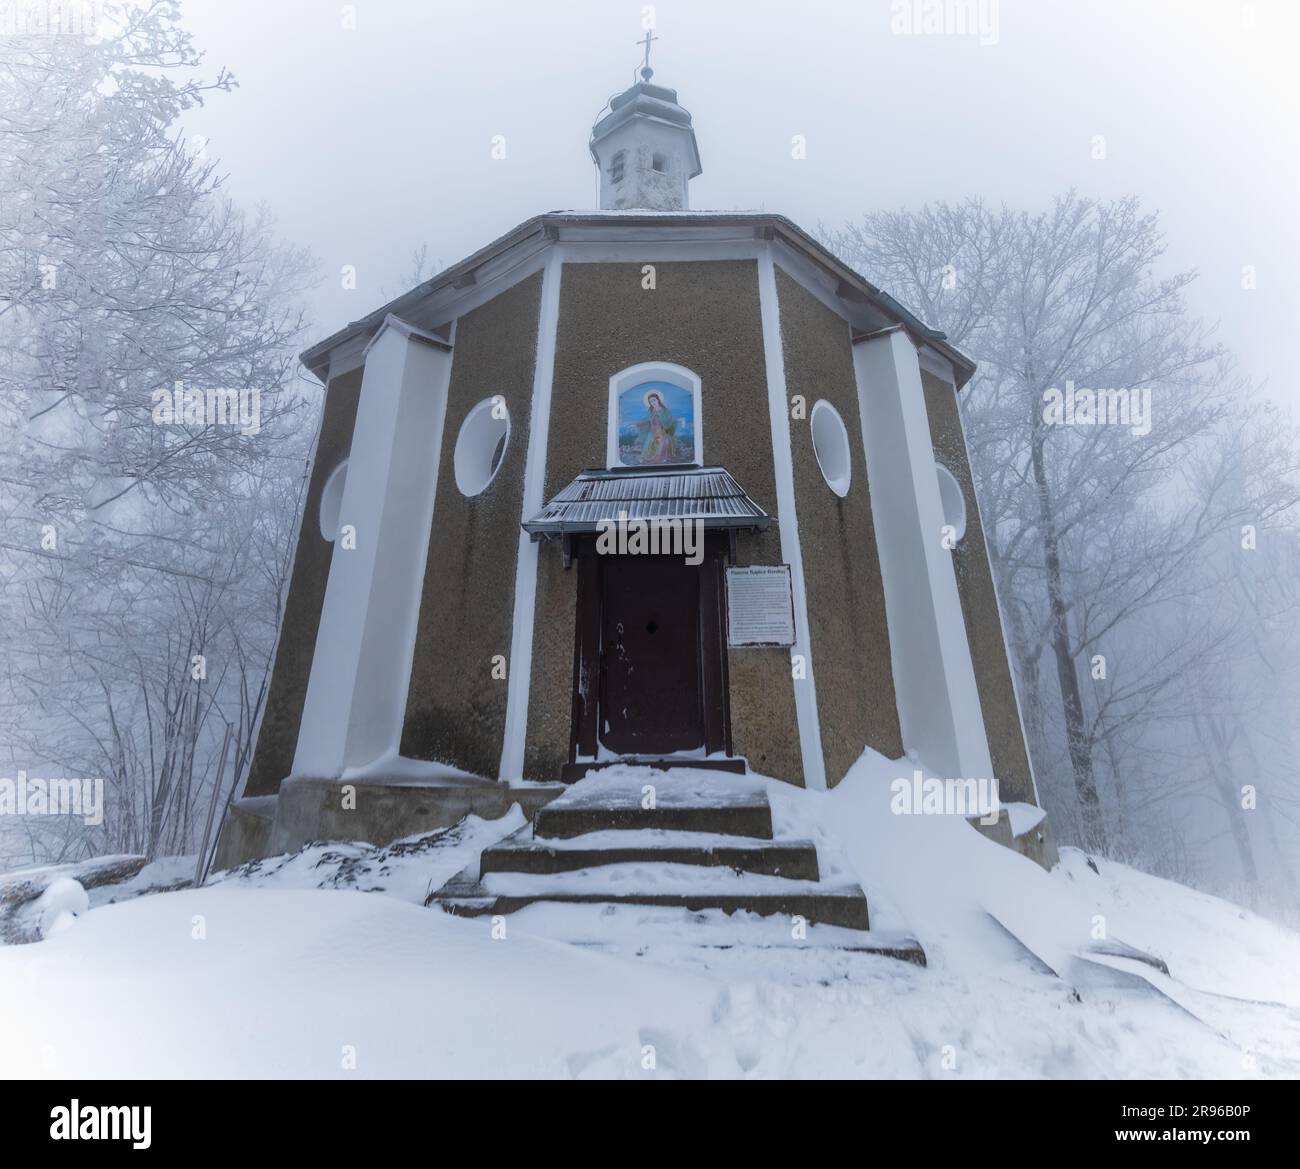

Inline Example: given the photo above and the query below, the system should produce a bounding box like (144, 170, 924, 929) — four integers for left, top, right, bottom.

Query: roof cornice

(299, 212, 976, 388)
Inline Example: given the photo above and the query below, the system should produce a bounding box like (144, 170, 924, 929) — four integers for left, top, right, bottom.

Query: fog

(181, 0, 1299, 408)
(4, 3, 1300, 1087)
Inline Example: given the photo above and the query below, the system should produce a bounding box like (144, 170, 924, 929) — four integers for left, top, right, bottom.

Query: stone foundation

(212, 777, 566, 870)
(970, 804, 1061, 871)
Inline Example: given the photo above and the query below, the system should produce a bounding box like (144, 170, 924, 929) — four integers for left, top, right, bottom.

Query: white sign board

(726, 565, 796, 647)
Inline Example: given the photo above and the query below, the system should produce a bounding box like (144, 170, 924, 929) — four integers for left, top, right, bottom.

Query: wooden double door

(569, 535, 732, 766)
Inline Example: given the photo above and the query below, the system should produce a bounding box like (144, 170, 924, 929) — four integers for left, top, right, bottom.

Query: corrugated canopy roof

(522, 466, 770, 538)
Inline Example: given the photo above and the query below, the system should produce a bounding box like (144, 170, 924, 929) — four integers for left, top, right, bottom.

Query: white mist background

(180, 0, 1299, 409)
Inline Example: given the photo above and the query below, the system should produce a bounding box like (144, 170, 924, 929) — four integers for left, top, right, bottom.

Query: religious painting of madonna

(616, 381, 696, 465)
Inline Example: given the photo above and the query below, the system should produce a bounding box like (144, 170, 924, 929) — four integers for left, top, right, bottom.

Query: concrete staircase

(428, 770, 921, 961)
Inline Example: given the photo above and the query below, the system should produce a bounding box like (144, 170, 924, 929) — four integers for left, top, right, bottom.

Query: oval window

(810, 399, 852, 497)
(454, 397, 510, 496)
(319, 459, 348, 541)
(936, 463, 967, 543)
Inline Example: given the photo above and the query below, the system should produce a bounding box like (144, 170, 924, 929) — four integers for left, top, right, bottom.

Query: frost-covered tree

(823, 194, 1300, 870)
(0, 1, 317, 865)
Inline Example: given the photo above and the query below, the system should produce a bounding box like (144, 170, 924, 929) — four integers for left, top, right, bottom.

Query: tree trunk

(1029, 417, 1106, 849)
(1239, 735, 1297, 896)
(1101, 716, 1128, 849)
(1198, 714, 1260, 886)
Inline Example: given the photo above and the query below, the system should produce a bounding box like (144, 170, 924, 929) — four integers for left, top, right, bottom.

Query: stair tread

(534, 804, 774, 840)
(481, 827, 821, 879)
(491, 828, 818, 852)
(478, 861, 851, 897)
(438, 862, 863, 896)
(544, 769, 770, 812)
(503, 902, 925, 964)
(434, 886, 870, 931)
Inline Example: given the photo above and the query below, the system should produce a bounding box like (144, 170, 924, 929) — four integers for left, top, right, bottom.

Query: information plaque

(726, 565, 796, 647)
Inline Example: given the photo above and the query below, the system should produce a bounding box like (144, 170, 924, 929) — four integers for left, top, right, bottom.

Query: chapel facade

(215, 63, 1040, 867)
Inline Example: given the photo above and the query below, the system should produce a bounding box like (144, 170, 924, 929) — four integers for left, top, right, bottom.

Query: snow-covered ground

(2, 751, 1298, 1079)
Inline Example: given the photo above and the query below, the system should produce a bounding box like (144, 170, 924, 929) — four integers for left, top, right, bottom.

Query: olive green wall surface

(401, 273, 543, 776)
(525, 260, 803, 783)
(776, 269, 904, 785)
(244, 367, 363, 797)
(921, 369, 1035, 804)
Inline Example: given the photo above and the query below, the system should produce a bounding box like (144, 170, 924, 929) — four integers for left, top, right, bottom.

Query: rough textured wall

(921, 369, 1036, 804)
(526, 551, 581, 781)
(525, 259, 803, 783)
(724, 526, 802, 782)
(244, 367, 363, 797)
(401, 273, 542, 776)
(776, 269, 904, 784)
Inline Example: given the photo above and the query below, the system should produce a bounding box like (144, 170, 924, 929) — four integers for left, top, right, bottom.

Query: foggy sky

(180, 0, 1299, 409)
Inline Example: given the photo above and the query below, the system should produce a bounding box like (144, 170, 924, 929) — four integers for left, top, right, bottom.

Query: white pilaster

(499, 249, 564, 780)
(757, 249, 827, 790)
(853, 328, 994, 781)
(293, 318, 453, 778)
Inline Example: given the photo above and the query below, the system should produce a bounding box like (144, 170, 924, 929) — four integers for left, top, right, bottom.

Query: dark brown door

(599, 557, 704, 755)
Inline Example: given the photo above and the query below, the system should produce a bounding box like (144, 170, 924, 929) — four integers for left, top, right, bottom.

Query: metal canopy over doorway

(523, 466, 770, 781)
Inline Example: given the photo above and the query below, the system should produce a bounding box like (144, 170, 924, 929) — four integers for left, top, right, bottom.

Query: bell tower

(589, 35, 702, 211)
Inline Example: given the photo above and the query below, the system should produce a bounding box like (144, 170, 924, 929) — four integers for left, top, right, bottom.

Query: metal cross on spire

(637, 29, 658, 81)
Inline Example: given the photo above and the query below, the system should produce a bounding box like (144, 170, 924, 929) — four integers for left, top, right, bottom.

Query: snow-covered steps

(532, 769, 774, 839)
(428, 768, 891, 938)
(480, 825, 821, 879)
(504, 902, 928, 968)
(432, 863, 872, 930)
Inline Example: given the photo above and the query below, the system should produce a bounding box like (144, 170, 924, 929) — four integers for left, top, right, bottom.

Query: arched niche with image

(607, 362, 703, 469)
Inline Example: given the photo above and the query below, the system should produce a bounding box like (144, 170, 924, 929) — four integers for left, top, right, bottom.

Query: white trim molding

(757, 248, 828, 791)
(362, 312, 451, 359)
(499, 248, 565, 780)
